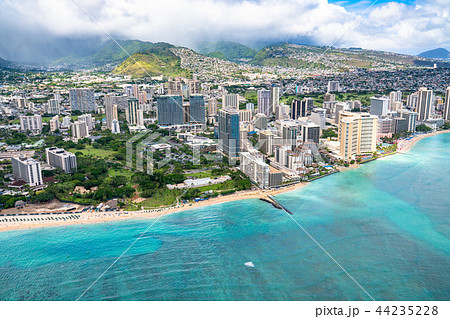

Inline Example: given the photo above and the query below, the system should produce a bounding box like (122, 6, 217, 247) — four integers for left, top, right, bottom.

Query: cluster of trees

(2, 132, 27, 145)
(30, 155, 135, 205)
(134, 169, 185, 198)
(92, 135, 124, 151)
(416, 124, 432, 132)
(321, 128, 338, 138)
(0, 195, 27, 209)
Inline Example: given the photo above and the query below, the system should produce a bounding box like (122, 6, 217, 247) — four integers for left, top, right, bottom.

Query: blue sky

(330, 0, 415, 6)
(329, 0, 416, 12)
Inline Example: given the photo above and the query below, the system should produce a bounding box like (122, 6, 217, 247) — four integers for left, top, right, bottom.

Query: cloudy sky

(0, 0, 449, 63)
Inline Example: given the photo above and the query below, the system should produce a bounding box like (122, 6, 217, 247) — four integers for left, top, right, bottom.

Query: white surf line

(277, 201, 376, 301)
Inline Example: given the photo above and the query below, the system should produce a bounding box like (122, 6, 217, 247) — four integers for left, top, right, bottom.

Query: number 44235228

(376, 306, 438, 316)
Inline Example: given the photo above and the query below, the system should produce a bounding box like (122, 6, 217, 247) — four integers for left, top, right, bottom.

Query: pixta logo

(125, 131, 226, 175)
(125, 131, 172, 175)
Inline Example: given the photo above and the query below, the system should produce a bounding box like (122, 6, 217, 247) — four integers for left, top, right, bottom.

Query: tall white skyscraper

(62, 116, 72, 127)
(275, 104, 290, 120)
(46, 99, 60, 114)
(207, 98, 218, 116)
(327, 81, 340, 93)
(416, 87, 433, 121)
(370, 96, 389, 118)
(222, 94, 239, 109)
(444, 86, 450, 121)
(270, 86, 280, 113)
(335, 102, 350, 124)
(126, 98, 144, 126)
(407, 92, 418, 109)
(11, 156, 43, 187)
(46, 147, 77, 173)
(257, 89, 271, 116)
(78, 114, 94, 131)
(111, 119, 121, 134)
(49, 115, 60, 132)
(71, 121, 90, 140)
(311, 108, 326, 129)
(389, 91, 402, 111)
(20, 114, 42, 133)
(398, 109, 418, 132)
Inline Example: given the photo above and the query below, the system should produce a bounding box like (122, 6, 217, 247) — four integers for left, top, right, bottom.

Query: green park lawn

(183, 170, 214, 179)
(68, 145, 117, 158)
(138, 189, 183, 208)
(108, 168, 134, 179)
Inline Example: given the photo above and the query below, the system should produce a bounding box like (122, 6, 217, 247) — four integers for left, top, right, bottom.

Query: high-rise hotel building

(218, 108, 240, 158)
(416, 87, 433, 121)
(46, 147, 77, 173)
(126, 98, 144, 126)
(339, 112, 378, 160)
(188, 95, 206, 124)
(11, 156, 43, 187)
(157, 95, 184, 126)
(105, 93, 119, 130)
(257, 89, 271, 116)
(240, 152, 282, 188)
(20, 114, 42, 133)
(69, 88, 95, 113)
(444, 86, 450, 121)
(222, 94, 239, 109)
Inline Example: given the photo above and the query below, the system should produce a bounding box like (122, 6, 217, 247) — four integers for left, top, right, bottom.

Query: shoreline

(0, 182, 307, 233)
(1, 130, 449, 233)
(396, 130, 450, 153)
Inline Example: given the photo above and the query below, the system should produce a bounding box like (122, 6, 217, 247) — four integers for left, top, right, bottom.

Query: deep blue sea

(0, 134, 449, 301)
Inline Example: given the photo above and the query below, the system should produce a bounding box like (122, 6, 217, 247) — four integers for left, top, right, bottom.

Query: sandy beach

(396, 130, 450, 153)
(2, 130, 449, 233)
(0, 182, 307, 232)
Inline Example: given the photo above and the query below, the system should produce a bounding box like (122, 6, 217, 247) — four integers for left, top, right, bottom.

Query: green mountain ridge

(112, 43, 191, 78)
(197, 41, 257, 61)
(49, 39, 450, 73)
(51, 40, 157, 66)
(249, 43, 450, 69)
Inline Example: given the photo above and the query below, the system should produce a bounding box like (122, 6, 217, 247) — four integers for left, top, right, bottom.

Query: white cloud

(0, 0, 449, 62)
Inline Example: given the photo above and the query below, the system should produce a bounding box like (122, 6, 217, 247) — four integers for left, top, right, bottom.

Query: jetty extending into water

(259, 195, 293, 215)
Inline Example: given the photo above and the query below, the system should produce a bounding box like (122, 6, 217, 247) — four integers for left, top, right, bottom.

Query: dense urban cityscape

(0, 0, 449, 308)
(0, 56, 449, 227)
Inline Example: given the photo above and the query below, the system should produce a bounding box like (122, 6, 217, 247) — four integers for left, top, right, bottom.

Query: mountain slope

(0, 57, 11, 67)
(198, 41, 257, 61)
(418, 48, 450, 60)
(112, 43, 191, 78)
(51, 40, 157, 66)
(249, 43, 450, 70)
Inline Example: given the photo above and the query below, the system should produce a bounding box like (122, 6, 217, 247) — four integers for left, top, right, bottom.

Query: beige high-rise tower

(416, 87, 433, 121)
(339, 113, 378, 160)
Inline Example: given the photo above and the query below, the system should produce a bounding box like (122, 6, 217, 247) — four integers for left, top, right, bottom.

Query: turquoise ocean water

(0, 134, 449, 301)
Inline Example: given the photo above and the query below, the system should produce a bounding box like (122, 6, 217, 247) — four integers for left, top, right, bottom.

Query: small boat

(244, 261, 255, 268)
